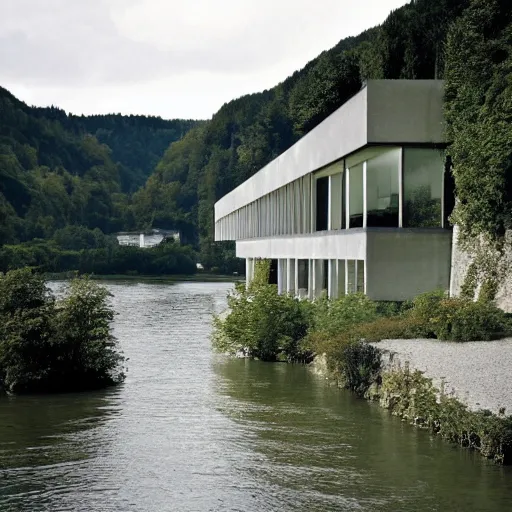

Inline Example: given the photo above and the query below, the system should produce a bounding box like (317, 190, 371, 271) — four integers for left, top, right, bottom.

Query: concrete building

(116, 229, 180, 248)
(214, 80, 454, 301)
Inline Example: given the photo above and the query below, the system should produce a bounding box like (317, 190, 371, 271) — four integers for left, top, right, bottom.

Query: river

(1, 280, 511, 511)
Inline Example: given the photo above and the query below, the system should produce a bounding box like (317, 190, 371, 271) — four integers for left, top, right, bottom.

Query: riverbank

(213, 270, 512, 464)
(45, 272, 244, 283)
(309, 338, 512, 465)
(375, 338, 512, 414)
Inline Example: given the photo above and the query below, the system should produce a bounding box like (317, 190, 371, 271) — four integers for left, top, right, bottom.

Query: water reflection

(1, 281, 512, 512)
(214, 357, 512, 511)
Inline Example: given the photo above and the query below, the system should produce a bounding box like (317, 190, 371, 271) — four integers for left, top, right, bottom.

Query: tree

(0, 269, 125, 393)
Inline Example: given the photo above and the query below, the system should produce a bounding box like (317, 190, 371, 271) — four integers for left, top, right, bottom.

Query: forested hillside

(1, 0, 509, 276)
(0, 86, 200, 244)
(140, 0, 498, 270)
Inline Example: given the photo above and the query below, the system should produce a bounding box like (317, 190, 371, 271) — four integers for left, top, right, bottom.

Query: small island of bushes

(0, 268, 125, 394)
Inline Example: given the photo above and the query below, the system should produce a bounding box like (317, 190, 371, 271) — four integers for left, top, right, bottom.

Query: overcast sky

(1, 0, 409, 120)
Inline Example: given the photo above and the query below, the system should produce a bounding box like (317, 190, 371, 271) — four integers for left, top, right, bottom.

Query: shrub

(382, 366, 512, 464)
(341, 341, 382, 394)
(432, 298, 512, 341)
(0, 268, 125, 393)
(213, 281, 313, 362)
(311, 293, 379, 337)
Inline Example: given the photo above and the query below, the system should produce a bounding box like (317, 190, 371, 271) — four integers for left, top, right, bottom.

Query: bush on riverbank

(0, 268, 125, 394)
(0, 233, 198, 276)
(379, 366, 512, 464)
(213, 260, 314, 362)
(214, 268, 512, 369)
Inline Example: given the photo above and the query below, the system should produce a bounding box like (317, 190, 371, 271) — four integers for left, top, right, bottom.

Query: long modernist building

(214, 80, 454, 301)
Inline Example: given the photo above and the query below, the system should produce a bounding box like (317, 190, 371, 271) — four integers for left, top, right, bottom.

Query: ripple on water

(1, 280, 512, 512)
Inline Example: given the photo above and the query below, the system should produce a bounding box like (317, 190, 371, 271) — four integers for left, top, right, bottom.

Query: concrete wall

(366, 229, 452, 301)
(366, 80, 445, 144)
(237, 228, 452, 302)
(215, 80, 445, 223)
(236, 230, 367, 260)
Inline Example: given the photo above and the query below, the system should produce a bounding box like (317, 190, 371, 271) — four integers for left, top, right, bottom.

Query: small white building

(116, 229, 180, 248)
(214, 80, 453, 301)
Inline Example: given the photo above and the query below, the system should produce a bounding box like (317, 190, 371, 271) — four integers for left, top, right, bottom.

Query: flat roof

(215, 80, 445, 221)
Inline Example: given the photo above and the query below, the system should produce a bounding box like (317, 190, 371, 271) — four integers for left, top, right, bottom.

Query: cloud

(0, 0, 409, 117)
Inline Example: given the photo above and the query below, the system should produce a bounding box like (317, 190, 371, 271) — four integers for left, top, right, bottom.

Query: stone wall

(450, 226, 512, 312)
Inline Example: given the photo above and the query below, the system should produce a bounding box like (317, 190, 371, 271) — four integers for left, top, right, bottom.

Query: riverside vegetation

(213, 260, 512, 464)
(0, 268, 125, 394)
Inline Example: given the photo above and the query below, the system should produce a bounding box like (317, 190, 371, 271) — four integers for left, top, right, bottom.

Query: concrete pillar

(297, 259, 308, 299)
(287, 259, 296, 295)
(139, 233, 145, 248)
(277, 259, 287, 295)
(312, 259, 325, 299)
(246, 258, 254, 289)
(308, 259, 314, 300)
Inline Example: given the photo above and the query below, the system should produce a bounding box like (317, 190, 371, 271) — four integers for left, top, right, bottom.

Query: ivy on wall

(444, 0, 512, 298)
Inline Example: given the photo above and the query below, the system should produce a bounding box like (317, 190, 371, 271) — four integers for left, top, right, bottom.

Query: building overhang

(214, 80, 446, 223)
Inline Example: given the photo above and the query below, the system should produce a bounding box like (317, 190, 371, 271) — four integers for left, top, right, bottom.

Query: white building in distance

(116, 229, 180, 249)
(214, 80, 454, 301)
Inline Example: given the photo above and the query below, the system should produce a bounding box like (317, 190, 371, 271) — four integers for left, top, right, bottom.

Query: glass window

(403, 148, 444, 228)
(348, 163, 364, 228)
(366, 148, 400, 227)
(315, 177, 329, 231)
(298, 259, 309, 290)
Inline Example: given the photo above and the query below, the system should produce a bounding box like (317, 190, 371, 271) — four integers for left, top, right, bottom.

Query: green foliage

(340, 342, 382, 394)
(0, 86, 199, 253)
(381, 366, 512, 464)
(445, 0, 512, 243)
(213, 281, 313, 362)
(0, 235, 197, 276)
(408, 290, 512, 341)
(0, 269, 124, 393)
(311, 293, 379, 337)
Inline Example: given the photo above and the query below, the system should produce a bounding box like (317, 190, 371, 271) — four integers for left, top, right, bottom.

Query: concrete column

(308, 259, 314, 300)
(297, 259, 308, 299)
(328, 259, 338, 299)
(246, 258, 254, 289)
(277, 259, 287, 295)
(312, 259, 325, 299)
(287, 259, 296, 295)
(329, 174, 343, 230)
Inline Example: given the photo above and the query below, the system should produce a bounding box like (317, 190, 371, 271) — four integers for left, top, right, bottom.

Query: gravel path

(374, 339, 512, 414)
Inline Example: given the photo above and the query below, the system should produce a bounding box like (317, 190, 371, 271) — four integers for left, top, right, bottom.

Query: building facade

(116, 229, 180, 248)
(214, 80, 454, 301)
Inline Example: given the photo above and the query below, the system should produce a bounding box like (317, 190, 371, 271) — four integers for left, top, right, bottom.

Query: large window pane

(348, 163, 364, 228)
(315, 177, 329, 231)
(404, 148, 444, 228)
(366, 148, 400, 227)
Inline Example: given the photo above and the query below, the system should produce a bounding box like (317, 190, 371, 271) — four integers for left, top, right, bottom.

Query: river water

(1, 281, 512, 512)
